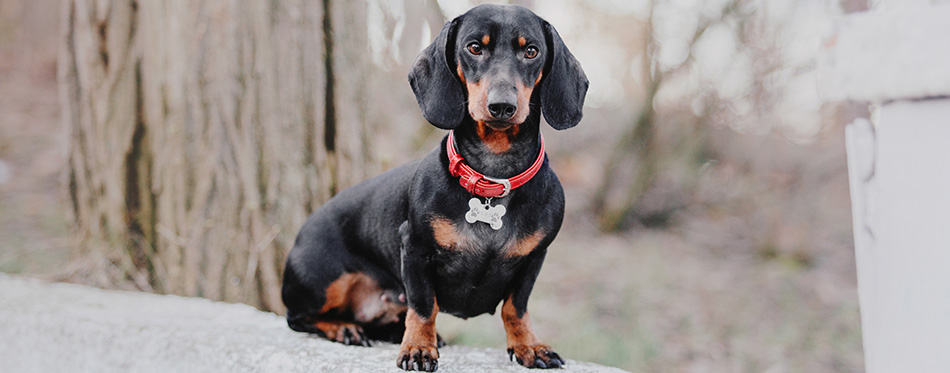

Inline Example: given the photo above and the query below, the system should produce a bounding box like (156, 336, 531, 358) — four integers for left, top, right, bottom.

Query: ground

(0, 274, 624, 373)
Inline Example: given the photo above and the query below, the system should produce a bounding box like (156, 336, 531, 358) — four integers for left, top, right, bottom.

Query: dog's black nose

(488, 102, 516, 120)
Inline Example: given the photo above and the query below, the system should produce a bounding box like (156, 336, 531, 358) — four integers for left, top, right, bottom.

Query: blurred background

(0, 0, 868, 371)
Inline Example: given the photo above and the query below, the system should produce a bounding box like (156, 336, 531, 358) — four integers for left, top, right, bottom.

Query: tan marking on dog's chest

(431, 217, 472, 252)
(504, 230, 545, 258)
(433, 217, 544, 257)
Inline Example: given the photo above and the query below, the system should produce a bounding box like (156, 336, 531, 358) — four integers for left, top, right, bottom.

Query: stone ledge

(0, 274, 625, 373)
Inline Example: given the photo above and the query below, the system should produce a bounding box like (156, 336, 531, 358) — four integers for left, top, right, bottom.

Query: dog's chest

(428, 215, 535, 316)
(430, 214, 538, 258)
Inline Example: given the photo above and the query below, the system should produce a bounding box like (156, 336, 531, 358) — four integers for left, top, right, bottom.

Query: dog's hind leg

(283, 241, 408, 346)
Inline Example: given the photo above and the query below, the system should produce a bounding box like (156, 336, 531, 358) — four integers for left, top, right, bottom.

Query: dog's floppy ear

(540, 21, 589, 130)
(408, 19, 465, 129)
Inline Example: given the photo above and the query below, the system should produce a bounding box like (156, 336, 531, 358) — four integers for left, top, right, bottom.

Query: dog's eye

(467, 42, 482, 55)
(524, 46, 538, 59)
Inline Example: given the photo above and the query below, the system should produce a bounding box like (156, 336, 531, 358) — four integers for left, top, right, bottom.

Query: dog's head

(409, 4, 588, 131)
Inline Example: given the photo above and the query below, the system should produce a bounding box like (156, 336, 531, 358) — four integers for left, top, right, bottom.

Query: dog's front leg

(396, 221, 440, 372)
(503, 248, 565, 369)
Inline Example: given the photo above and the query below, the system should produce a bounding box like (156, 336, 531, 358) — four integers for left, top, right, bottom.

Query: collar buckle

(483, 176, 511, 198)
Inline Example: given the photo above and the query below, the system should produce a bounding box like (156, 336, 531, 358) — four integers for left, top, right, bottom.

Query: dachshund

(282, 4, 588, 371)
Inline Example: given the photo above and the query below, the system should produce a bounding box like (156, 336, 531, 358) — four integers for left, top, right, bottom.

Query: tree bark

(60, 0, 374, 312)
(592, 1, 735, 232)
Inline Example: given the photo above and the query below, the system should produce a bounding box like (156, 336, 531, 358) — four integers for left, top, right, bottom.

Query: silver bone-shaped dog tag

(465, 197, 506, 230)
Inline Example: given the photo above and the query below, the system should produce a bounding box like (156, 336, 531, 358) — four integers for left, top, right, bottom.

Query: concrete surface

(0, 274, 626, 373)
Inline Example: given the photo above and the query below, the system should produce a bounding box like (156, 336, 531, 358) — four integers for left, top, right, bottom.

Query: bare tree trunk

(60, 0, 374, 312)
(591, 10, 661, 232)
(592, 0, 737, 232)
(591, 84, 658, 231)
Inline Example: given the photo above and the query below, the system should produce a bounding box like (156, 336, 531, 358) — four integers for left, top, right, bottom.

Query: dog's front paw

(396, 342, 439, 371)
(507, 344, 564, 369)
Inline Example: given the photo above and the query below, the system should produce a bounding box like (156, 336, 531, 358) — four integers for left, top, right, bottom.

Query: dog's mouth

(482, 120, 515, 131)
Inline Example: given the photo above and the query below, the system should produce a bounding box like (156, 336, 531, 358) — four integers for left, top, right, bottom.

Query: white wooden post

(819, 2, 950, 372)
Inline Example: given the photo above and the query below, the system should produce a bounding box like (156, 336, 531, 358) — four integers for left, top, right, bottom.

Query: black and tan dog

(281, 4, 587, 371)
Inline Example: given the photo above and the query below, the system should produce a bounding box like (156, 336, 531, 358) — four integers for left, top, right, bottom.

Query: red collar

(446, 130, 546, 198)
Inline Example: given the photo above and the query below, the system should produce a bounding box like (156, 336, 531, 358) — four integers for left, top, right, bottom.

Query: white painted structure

(819, 2, 950, 372)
